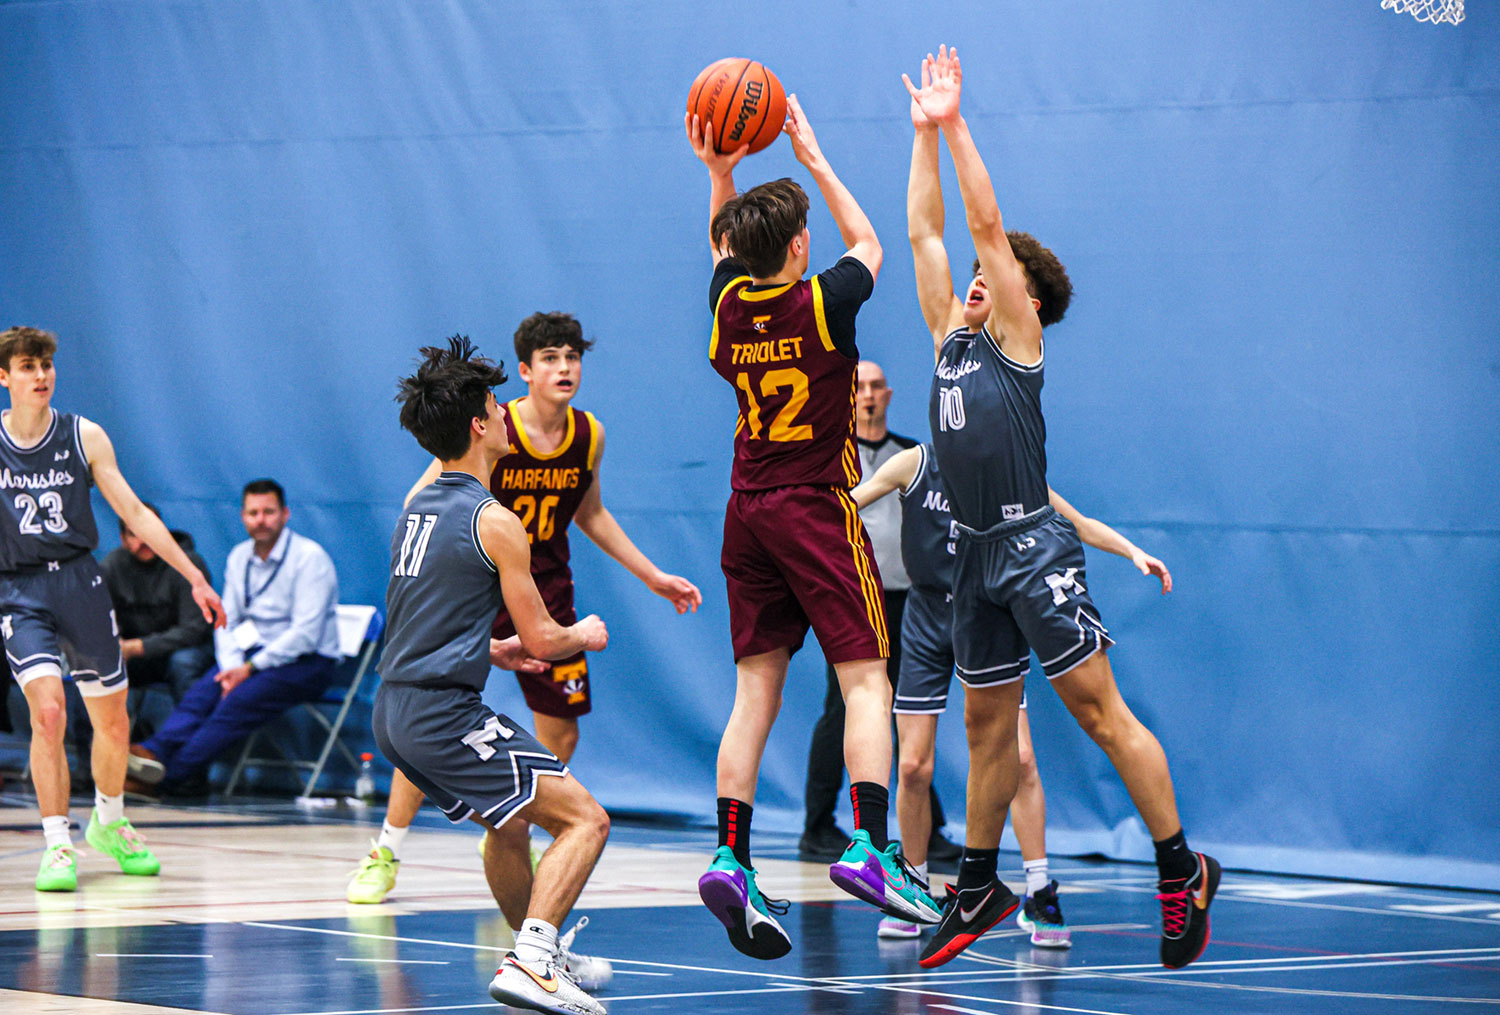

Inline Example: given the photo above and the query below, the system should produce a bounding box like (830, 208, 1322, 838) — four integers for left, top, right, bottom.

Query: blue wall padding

(2, 1, 1496, 888)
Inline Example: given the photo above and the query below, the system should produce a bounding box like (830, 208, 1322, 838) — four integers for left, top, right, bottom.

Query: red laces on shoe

(1156, 889, 1189, 936)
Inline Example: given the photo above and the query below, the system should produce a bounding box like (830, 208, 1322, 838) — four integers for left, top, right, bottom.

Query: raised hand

(909, 54, 935, 130)
(782, 94, 827, 169)
(902, 44, 962, 125)
(686, 111, 750, 176)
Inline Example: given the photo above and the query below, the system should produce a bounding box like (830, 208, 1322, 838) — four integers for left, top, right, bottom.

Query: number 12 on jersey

(394, 513, 437, 577)
(735, 367, 812, 442)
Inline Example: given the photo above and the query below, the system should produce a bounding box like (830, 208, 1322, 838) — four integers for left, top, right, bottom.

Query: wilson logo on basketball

(726, 81, 765, 145)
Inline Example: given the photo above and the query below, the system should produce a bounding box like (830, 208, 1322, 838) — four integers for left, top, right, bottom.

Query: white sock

(95, 791, 125, 826)
(42, 815, 72, 850)
(513, 918, 559, 966)
(377, 820, 410, 859)
(1024, 857, 1049, 895)
(914, 861, 929, 887)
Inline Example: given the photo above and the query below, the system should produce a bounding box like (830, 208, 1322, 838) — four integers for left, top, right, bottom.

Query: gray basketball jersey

(899, 443, 956, 593)
(858, 433, 918, 591)
(381, 472, 504, 692)
(0, 410, 98, 573)
(929, 326, 1049, 529)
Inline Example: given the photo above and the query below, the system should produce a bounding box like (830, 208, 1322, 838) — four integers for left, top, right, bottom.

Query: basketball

(687, 58, 787, 155)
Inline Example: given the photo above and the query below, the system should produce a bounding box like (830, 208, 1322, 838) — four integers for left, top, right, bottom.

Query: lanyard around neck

(244, 534, 292, 607)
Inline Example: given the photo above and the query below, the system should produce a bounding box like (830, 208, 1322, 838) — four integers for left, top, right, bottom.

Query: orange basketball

(687, 58, 787, 155)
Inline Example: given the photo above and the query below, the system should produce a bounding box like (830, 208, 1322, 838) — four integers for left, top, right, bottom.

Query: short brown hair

(972, 231, 1073, 329)
(514, 312, 594, 365)
(0, 327, 58, 370)
(711, 178, 809, 278)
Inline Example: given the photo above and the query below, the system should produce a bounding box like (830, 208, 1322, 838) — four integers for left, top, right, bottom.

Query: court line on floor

(1095, 881, 1500, 926)
(335, 957, 449, 965)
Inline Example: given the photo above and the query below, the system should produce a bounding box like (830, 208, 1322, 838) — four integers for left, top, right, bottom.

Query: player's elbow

(966, 204, 1004, 237)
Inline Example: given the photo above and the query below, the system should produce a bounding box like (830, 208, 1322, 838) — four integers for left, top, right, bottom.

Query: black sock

(1154, 829, 1196, 883)
(850, 781, 889, 850)
(717, 797, 752, 868)
(957, 847, 999, 891)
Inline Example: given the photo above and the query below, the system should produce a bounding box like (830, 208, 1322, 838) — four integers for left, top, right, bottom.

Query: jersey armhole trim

(982, 325, 1044, 372)
(899, 445, 928, 499)
(809, 276, 837, 353)
(472, 499, 500, 574)
(72, 414, 90, 478)
(709, 275, 752, 361)
(584, 412, 601, 471)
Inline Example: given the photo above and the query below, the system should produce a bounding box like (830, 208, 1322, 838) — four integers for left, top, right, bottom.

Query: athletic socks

(1023, 857, 1050, 895)
(42, 815, 71, 850)
(957, 847, 999, 891)
(717, 797, 752, 868)
(850, 782, 889, 851)
(1154, 828, 1196, 883)
(913, 861, 929, 888)
(513, 918, 559, 966)
(95, 791, 125, 826)
(377, 820, 410, 860)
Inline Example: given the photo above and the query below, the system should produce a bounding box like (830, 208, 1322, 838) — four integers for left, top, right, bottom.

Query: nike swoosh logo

(958, 888, 994, 922)
(508, 957, 559, 993)
(1192, 881, 1210, 909)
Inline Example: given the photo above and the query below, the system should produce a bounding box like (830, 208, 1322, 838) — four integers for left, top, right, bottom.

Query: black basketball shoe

(1158, 852, 1221, 969)
(917, 878, 1019, 968)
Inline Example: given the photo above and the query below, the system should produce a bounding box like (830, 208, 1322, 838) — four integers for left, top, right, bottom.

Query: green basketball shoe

(347, 843, 399, 904)
(35, 844, 78, 892)
(85, 811, 161, 876)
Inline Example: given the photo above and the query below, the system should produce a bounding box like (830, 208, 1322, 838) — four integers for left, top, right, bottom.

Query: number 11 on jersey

(394, 513, 437, 577)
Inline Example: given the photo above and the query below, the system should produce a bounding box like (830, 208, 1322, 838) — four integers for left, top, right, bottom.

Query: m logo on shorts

(461, 715, 515, 761)
(1044, 567, 1085, 606)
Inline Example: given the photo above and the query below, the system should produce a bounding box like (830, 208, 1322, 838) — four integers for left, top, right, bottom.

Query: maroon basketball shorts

(492, 571, 591, 718)
(721, 485, 890, 664)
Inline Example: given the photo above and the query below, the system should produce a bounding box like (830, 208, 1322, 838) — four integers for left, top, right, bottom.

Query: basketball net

(1381, 0, 1464, 24)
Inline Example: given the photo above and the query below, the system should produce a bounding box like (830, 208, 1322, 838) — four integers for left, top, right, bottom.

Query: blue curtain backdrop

(2, 1, 1496, 889)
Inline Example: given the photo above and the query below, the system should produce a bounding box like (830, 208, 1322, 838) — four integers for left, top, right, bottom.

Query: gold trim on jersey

(736, 280, 796, 302)
(809, 276, 836, 352)
(509, 398, 576, 461)
(584, 412, 602, 471)
(709, 274, 753, 361)
(836, 488, 890, 657)
(841, 437, 860, 488)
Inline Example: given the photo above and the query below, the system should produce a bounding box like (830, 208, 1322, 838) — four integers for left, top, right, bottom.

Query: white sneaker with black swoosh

(489, 951, 606, 1015)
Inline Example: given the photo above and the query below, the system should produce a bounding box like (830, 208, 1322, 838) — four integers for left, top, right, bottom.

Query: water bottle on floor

(354, 753, 376, 806)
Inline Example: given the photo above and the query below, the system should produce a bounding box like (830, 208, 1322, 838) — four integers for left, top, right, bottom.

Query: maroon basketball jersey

(710, 273, 861, 491)
(489, 398, 599, 580)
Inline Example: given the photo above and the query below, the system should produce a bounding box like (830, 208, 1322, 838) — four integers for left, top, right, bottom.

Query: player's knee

(898, 748, 935, 787)
(29, 697, 67, 742)
(1017, 739, 1036, 773)
(582, 798, 610, 850)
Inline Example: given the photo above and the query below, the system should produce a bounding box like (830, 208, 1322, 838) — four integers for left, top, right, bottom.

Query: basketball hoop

(1381, 0, 1464, 24)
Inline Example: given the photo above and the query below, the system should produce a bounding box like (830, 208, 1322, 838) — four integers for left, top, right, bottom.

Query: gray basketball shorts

(894, 585, 957, 714)
(951, 505, 1113, 684)
(0, 553, 125, 696)
(372, 682, 568, 827)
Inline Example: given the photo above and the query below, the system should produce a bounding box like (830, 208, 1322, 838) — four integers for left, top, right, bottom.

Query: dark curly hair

(972, 230, 1073, 328)
(514, 311, 595, 364)
(396, 335, 509, 461)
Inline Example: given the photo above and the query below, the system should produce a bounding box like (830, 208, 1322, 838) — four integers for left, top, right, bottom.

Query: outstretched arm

(479, 503, 609, 657)
(686, 113, 750, 265)
(1048, 487, 1172, 594)
(79, 419, 226, 626)
(851, 446, 923, 511)
(783, 95, 882, 280)
(573, 426, 702, 614)
(906, 57, 965, 358)
(906, 46, 1041, 363)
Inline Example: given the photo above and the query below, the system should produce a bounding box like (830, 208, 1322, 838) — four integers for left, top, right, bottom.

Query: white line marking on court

(932, 1005, 1133, 1015)
(1097, 882, 1500, 926)
(611, 969, 672, 976)
(334, 957, 450, 965)
(94, 952, 213, 958)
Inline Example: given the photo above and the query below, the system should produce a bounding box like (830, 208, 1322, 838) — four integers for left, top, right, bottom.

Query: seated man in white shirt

(127, 479, 341, 793)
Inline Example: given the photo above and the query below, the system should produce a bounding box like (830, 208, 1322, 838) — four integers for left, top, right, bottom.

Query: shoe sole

(1162, 854, 1221, 969)
(829, 858, 941, 924)
(699, 870, 791, 960)
(488, 976, 602, 1015)
(918, 897, 1019, 969)
(1017, 910, 1072, 949)
(127, 755, 166, 785)
(84, 827, 161, 877)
